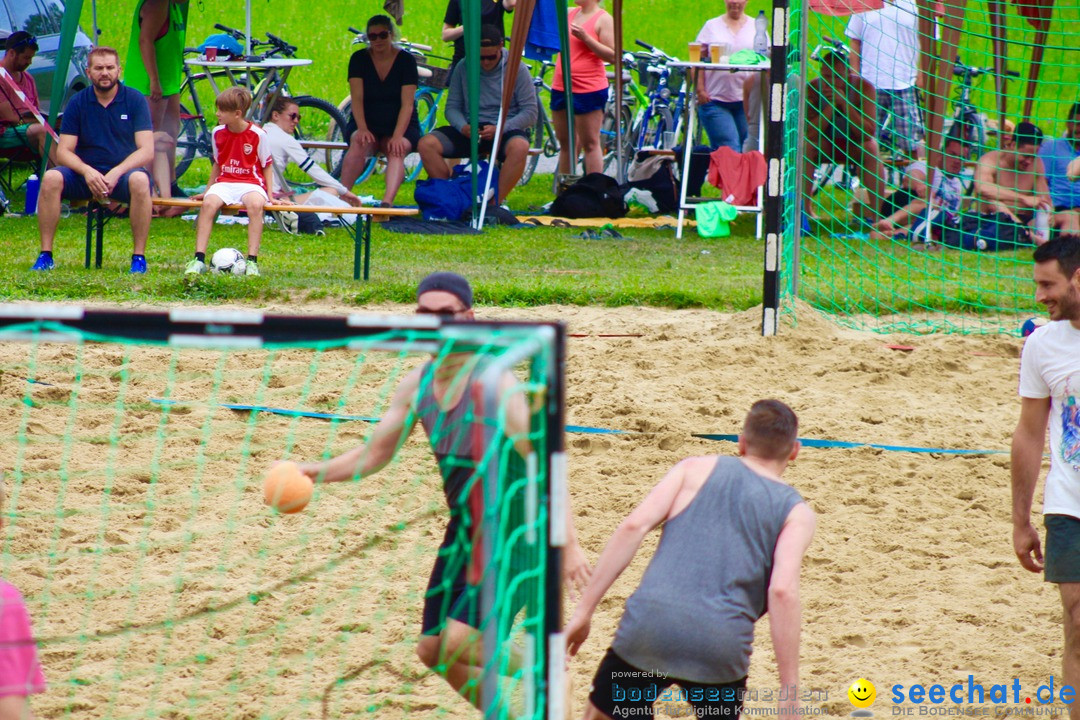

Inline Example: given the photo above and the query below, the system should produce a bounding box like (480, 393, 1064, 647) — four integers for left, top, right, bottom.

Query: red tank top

(552, 7, 609, 94)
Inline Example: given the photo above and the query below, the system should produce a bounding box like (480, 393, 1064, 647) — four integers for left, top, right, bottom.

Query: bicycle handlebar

(635, 39, 655, 51)
(214, 23, 246, 40)
(266, 32, 297, 55)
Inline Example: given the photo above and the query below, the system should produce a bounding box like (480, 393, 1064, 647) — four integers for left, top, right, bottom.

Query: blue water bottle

(24, 173, 40, 216)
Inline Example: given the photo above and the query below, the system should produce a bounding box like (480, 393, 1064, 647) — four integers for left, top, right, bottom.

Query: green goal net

(0, 306, 565, 719)
(783, 0, 1077, 333)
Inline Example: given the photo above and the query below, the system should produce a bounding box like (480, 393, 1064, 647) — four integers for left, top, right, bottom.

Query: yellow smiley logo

(848, 678, 876, 709)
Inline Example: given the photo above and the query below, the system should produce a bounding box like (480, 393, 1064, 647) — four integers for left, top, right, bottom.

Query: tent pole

(555, 0, 575, 177)
(613, 0, 624, 183)
(44, 0, 85, 175)
(466, 0, 481, 225)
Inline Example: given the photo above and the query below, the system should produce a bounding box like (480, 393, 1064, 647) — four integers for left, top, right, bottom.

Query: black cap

(5, 32, 38, 52)
(479, 24, 504, 47)
(417, 272, 473, 309)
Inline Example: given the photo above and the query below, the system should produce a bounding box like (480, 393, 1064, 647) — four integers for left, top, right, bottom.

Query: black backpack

(624, 156, 679, 213)
(551, 173, 628, 219)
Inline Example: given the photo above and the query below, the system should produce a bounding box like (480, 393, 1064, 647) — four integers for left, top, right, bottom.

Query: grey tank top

(611, 456, 803, 684)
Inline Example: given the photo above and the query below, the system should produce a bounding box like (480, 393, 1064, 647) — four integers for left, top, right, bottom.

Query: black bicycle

(175, 23, 346, 182)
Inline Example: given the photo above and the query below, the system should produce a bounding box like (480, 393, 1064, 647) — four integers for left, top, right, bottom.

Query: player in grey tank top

(565, 400, 816, 720)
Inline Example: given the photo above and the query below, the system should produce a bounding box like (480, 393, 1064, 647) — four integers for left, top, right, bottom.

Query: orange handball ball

(263, 462, 314, 514)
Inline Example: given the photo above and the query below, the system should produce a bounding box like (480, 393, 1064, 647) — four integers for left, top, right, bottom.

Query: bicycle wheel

(175, 103, 206, 181)
(335, 99, 379, 185)
(405, 91, 438, 182)
(292, 96, 348, 182)
(519, 108, 546, 187)
(602, 103, 634, 178)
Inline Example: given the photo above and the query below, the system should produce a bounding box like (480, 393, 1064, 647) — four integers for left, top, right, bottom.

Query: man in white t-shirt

(1013, 234, 1080, 720)
(845, 0, 923, 158)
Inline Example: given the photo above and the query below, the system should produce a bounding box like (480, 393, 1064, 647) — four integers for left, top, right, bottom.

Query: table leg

(677, 70, 698, 240)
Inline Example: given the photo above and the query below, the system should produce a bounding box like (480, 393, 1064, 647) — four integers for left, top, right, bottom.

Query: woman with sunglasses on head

(339, 15, 422, 207)
(264, 96, 360, 205)
(550, 0, 614, 176)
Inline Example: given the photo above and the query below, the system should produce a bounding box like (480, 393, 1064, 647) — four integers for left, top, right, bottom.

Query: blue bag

(414, 162, 499, 221)
(197, 34, 245, 58)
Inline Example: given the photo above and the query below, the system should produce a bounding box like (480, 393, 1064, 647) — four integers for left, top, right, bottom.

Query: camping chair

(0, 136, 40, 214)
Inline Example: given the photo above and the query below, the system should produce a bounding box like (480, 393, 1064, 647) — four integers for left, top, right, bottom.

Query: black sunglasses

(367, 30, 390, 40)
(480, 52, 500, 61)
(286, 112, 301, 120)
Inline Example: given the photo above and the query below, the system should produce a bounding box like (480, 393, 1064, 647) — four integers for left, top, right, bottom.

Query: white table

(183, 57, 312, 122)
(668, 60, 770, 240)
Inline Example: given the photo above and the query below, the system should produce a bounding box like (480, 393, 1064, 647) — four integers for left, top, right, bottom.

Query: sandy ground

(0, 300, 1064, 719)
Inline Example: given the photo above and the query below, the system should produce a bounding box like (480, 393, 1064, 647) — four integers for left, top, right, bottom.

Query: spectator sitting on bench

(1039, 102, 1080, 236)
(0, 32, 53, 162)
(872, 135, 968, 247)
(338, 15, 422, 208)
(971, 121, 1052, 248)
(417, 24, 537, 206)
(186, 87, 279, 277)
(32, 46, 154, 274)
(265, 96, 360, 206)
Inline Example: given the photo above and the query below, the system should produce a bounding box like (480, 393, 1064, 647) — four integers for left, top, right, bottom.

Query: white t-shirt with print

(905, 160, 965, 214)
(845, 0, 920, 91)
(1019, 320, 1080, 518)
(696, 16, 757, 103)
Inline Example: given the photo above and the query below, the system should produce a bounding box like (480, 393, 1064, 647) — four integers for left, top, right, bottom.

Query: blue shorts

(57, 166, 152, 204)
(1045, 515, 1080, 583)
(550, 87, 609, 115)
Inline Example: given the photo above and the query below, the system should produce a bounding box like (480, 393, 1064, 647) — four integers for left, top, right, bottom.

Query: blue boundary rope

(147, 399, 1006, 456)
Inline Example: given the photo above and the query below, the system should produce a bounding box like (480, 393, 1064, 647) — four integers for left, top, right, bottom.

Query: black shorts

(343, 117, 422, 152)
(589, 647, 746, 719)
(420, 517, 531, 635)
(1045, 514, 1080, 583)
(429, 125, 529, 163)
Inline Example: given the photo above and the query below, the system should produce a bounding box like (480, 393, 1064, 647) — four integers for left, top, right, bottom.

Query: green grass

(0, 181, 763, 308)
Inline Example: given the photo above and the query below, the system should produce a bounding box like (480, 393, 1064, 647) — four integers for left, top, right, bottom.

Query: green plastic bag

(696, 201, 739, 238)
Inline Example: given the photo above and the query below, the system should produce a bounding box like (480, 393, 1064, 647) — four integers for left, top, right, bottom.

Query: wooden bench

(79, 199, 417, 281)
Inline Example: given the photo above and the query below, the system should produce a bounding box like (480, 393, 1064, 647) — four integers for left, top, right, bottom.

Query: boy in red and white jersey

(186, 87, 282, 277)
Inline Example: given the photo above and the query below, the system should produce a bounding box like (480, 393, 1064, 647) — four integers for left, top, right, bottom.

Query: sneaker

(185, 259, 206, 275)
(130, 255, 147, 274)
(31, 252, 54, 271)
(245, 260, 260, 277)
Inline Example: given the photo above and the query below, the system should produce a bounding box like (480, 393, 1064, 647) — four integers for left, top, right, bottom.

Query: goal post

(0, 304, 566, 720)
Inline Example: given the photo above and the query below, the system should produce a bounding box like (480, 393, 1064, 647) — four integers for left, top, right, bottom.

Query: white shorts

(205, 182, 268, 206)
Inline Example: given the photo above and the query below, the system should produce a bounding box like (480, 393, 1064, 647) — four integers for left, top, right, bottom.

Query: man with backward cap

(295, 272, 591, 708)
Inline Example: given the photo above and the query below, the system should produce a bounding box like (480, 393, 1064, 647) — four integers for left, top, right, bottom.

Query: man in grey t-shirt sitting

(565, 400, 816, 720)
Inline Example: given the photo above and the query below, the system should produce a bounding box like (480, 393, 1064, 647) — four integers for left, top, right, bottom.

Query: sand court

(0, 301, 1063, 718)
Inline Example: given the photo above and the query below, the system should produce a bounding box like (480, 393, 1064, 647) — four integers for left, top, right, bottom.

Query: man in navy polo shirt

(33, 46, 154, 274)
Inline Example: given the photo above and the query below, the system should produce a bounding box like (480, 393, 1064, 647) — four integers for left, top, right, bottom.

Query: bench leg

(85, 203, 94, 269)
(95, 206, 104, 269)
(353, 216, 361, 281)
(362, 215, 372, 281)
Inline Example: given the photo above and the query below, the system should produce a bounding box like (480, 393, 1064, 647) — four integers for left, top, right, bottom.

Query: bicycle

(941, 56, 1018, 161)
(332, 28, 451, 185)
(175, 23, 346, 183)
(519, 60, 560, 186)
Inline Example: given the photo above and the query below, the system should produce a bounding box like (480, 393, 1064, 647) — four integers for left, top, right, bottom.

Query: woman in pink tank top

(551, 0, 615, 174)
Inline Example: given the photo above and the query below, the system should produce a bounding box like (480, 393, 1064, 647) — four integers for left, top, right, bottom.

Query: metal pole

(613, 0, 624, 183)
(245, 0, 252, 57)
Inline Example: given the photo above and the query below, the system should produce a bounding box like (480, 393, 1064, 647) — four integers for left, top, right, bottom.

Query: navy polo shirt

(59, 83, 152, 173)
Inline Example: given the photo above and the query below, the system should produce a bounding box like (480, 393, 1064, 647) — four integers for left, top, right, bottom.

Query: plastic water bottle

(1035, 208, 1050, 242)
(24, 174, 40, 216)
(753, 11, 769, 55)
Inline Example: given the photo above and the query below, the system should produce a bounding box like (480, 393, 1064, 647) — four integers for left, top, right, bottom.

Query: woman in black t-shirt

(340, 15, 422, 207)
(441, 0, 515, 72)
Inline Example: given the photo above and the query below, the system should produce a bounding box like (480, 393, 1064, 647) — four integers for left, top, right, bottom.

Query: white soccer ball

(210, 248, 246, 275)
